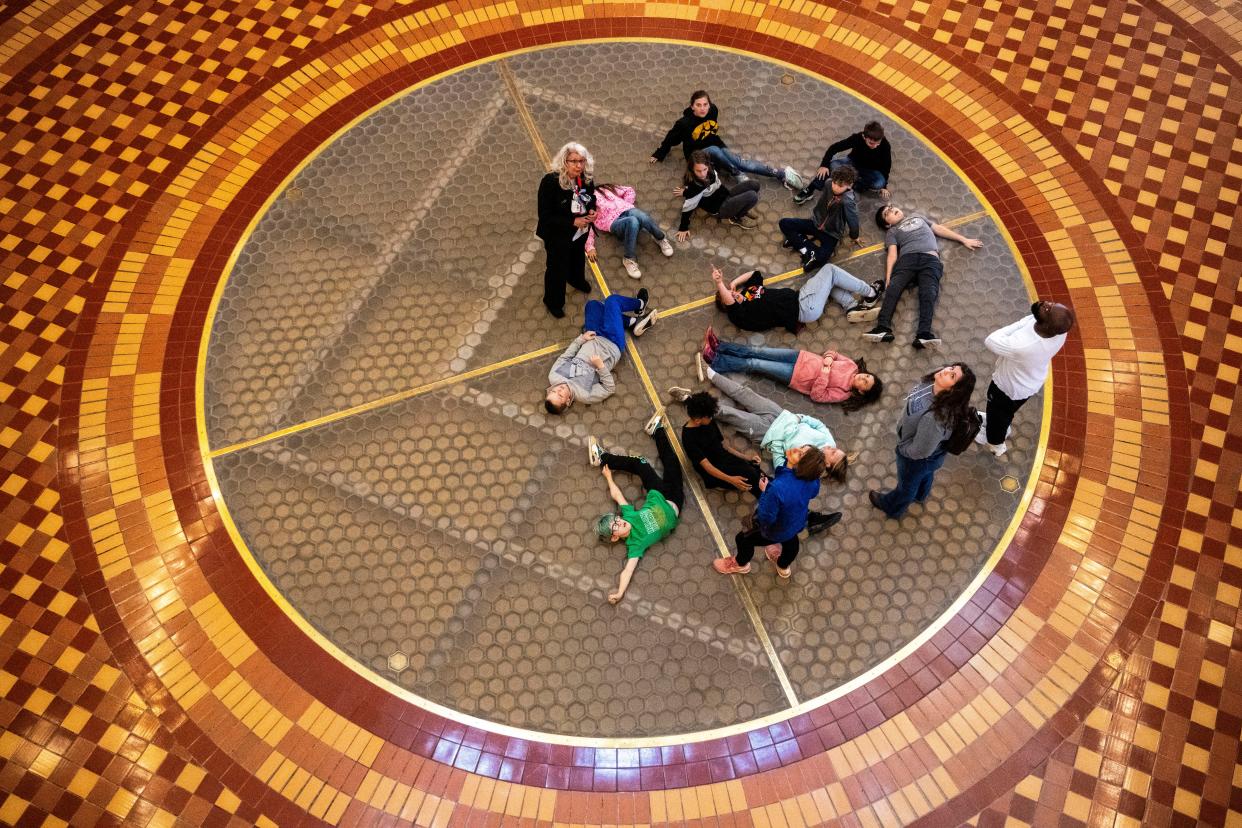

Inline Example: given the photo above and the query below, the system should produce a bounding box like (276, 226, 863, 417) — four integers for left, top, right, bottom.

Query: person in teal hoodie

(712, 446, 826, 579)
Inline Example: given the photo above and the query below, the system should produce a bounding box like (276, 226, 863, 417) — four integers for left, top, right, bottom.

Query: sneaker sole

(666, 387, 692, 403)
(587, 436, 601, 467)
(846, 306, 881, 323)
(916, 338, 942, 350)
(643, 414, 662, 435)
(862, 333, 894, 343)
(695, 353, 706, 383)
(632, 310, 658, 336)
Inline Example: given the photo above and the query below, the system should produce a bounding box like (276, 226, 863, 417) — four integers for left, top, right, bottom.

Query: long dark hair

(684, 150, 714, 187)
(689, 89, 712, 108)
(920, 363, 976, 426)
(595, 183, 626, 198)
(839, 357, 882, 415)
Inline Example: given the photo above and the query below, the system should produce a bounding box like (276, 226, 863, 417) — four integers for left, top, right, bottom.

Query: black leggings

(735, 527, 799, 569)
(600, 427, 685, 511)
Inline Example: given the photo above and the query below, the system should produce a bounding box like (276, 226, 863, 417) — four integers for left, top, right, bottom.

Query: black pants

(600, 427, 685, 511)
(985, 380, 1028, 444)
(701, 462, 764, 497)
(778, 217, 839, 260)
(735, 527, 799, 569)
(875, 252, 942, 337)
(542, 234, 589, 314)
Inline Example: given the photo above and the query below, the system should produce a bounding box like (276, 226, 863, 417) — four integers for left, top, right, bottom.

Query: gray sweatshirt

(547, 333, 623, 405)
(896, 381, 951, 460)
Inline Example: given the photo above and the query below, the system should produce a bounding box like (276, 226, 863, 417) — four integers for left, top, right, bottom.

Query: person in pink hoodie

(702, 329, 883, 413)
(585, 184, 674, 279)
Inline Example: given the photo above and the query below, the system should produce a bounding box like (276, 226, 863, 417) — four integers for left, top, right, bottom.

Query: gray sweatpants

(710, 372, 783, 440)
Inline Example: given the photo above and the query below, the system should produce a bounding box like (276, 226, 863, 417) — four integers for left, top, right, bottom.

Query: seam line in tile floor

(207, 207, 988, 459)
(502, 55, 803, 709)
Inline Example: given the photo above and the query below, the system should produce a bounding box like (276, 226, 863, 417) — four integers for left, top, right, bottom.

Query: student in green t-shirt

(587, 413, 684, 604)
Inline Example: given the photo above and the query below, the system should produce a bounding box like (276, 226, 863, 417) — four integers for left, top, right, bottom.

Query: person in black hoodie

(793, 121, 893, 204)
(650, 90, 797, 186)
(674, 151, 761, 240)
(536, 142, 597, 318)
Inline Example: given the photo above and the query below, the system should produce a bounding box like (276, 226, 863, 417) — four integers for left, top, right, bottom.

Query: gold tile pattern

(0, 0, 1236, 826)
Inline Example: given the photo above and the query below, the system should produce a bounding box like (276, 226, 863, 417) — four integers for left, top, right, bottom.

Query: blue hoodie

(755, 466, 820, 542)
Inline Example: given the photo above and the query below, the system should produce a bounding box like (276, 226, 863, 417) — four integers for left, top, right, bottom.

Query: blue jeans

(704, 145, 780, 179)
(584, 293, 641, 351)
(610, 208, 666, 259)
(807, 159, 887, 192)
(874, 449, 946, 518)
(709, 342, 798, 385)
(797, 263, 875, 322)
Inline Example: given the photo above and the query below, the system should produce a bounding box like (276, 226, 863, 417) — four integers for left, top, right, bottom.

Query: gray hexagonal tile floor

(206, 43, 1036, 738)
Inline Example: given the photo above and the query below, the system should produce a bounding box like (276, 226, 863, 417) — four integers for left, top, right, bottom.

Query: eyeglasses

(565, 157, 586, 165)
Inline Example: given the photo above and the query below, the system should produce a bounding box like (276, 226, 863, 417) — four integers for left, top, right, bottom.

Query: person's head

(595, 182, 623, 197)
(544, 383, 574, 415)
(862, 120, 885, 147)
(830, 164, 857, 194)
(923, 362, 976, 425)
(552, 142, 594, 188)
(686, 391, 718, 423)
(840, 362, 883, 414)
(595, 512, 632, 542)
(1032, 299, 1076, 337)
(785, 445, 827, 481)
(876, 204, 903, 230)
(689, 90, 712, 117)
(685, 150, 714, 186)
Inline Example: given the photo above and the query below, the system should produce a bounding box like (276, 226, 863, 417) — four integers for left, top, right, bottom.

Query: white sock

(706, 366, 717, 380)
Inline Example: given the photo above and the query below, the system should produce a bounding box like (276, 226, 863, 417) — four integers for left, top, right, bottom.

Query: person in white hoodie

(977, 299, 1075, 456)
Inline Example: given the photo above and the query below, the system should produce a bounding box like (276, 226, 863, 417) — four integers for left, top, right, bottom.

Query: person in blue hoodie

(711, 445, 826, 579)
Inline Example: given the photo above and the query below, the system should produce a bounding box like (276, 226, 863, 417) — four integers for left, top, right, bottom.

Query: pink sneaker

(764, 546, 791, 578)
(702, 326, 719, 363)
(712, 557, 751, 575)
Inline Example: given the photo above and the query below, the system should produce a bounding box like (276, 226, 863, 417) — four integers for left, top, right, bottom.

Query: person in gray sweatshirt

(869, 362, 975, 518)
(545, 290, 657, 414)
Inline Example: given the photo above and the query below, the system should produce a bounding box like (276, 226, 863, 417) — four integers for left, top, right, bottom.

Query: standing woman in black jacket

(537, 142, 597, 318)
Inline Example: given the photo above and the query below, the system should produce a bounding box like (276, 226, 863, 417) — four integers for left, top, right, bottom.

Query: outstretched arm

(931, 223, 983, 249)
(602, 466, 628, 506)
(608, 557, 639, 604)
(712, 266, 737, 306)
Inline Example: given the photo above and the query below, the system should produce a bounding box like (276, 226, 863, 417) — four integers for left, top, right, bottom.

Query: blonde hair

(552, 142, 594, 189)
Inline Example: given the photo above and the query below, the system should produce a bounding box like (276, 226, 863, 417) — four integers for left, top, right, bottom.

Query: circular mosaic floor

(205, 42, 1037, 738)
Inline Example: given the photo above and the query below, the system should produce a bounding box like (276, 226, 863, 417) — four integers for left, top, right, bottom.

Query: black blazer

(536, 172, 595, 242)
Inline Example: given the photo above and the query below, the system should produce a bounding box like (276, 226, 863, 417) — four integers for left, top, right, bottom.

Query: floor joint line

(210, 209, 990, 457)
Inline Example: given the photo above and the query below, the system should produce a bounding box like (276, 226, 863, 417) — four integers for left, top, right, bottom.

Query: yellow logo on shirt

(692, 120, 719, 140)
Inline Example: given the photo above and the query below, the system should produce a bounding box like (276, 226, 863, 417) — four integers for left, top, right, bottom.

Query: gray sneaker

(667, 386, 693, 403)
(587, 436, 604, 467)
(846, 303, 881, 323)
(728, 215, 758, 230)
(644, 413, 663, 435)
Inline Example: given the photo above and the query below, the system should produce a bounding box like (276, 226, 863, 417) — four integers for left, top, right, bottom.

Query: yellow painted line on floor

(209, 343, 563, 457)
(589, 261, 801, 707)
(211, 208, 991, 459)
(496, 60, 550, 169)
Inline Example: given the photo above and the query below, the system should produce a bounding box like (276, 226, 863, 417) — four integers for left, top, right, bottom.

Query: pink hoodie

(789, 350, 858, 403)
(585, 185, 636, 252)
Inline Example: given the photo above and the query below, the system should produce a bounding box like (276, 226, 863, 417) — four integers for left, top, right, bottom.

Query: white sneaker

(622, 258, 642, 279)
(974, 414, 989, 446)
(782, 166, 805, 191)
(667, 386, 692, 403)
(657, 238, 674, 257)
(587, 436, 604, 467)
(644, 413, 663, 435)
(695, 352, 706, 383)
(632, 308, 658, 336)
(989, 442, 1008, 457)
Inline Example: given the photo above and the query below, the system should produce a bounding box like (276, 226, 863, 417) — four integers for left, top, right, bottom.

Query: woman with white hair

(536, 142, 597, 318)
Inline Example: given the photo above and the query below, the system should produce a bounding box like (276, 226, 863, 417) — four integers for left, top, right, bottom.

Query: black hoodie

(652, 103, 727, 161)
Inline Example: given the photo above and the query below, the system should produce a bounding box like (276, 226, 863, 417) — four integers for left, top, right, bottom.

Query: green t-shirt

(619, 491, 679, 559)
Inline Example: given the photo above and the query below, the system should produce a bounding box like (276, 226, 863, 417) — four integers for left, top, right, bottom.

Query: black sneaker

(913, 333, 942, 350)
(863, 327, 894, 343)
(800, 250, 820, 270)
(807, 511, 843, 536)
(635, 287, 649, 314)
(792, 186, 815, 205)
(869, 279, 885, 298)
(781, 238, 797, 250)
(728, 215, 758, 230)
